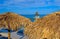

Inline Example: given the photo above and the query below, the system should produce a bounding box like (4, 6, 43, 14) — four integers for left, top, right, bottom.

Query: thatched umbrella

(24, 12, 60, 39)
(0, 12, 31, 39)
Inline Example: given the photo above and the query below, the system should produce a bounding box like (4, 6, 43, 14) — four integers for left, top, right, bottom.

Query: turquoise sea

(21, 14, 47, 22)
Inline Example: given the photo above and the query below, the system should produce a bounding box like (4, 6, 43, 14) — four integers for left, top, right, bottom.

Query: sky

(0, 0, 60, 14)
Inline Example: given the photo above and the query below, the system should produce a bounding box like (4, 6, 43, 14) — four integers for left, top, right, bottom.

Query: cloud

(0, 0, 60, 14)
(0, 0, 60, 9)
(54, 0, 60, 6)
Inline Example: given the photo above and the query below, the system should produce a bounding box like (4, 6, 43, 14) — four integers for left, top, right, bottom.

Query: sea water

(21, 14, 46, 22)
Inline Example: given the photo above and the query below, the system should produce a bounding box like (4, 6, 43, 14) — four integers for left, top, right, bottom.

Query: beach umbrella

(0, 12, 31, 39)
